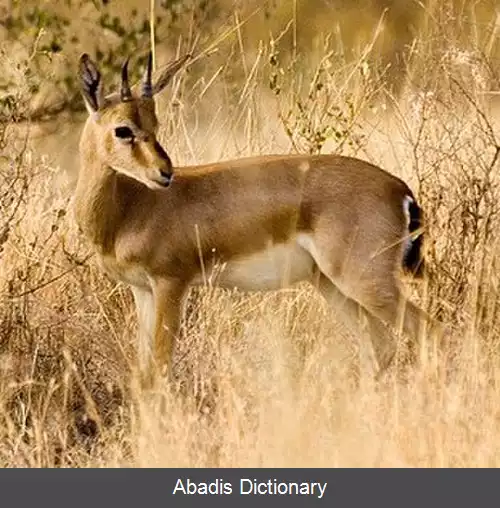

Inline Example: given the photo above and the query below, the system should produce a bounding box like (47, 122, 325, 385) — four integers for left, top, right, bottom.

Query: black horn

(120, 58, 133, 102)
(142, 51, 153, 98)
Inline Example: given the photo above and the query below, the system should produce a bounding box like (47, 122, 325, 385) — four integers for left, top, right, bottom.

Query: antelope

(74, 51, 439, 388)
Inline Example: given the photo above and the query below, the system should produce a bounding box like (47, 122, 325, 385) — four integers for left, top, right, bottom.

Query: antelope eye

(114, 126, 134, 139)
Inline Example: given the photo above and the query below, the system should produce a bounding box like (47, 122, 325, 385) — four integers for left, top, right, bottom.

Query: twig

(8, 253, 94, 299)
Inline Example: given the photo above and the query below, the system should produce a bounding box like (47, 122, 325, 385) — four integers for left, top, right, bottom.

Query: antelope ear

(150, 54, 192, 96)
(78, 54, 105, 114)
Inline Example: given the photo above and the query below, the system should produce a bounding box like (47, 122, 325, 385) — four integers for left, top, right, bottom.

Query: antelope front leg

(131, 286, 155, 381)
(148, 278, 187, 387)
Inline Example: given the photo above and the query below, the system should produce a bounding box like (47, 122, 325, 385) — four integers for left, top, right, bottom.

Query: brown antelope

(75, 52, 438, 388)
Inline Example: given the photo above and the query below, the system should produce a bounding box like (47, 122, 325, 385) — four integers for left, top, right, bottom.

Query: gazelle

(75, 51, 438, 388)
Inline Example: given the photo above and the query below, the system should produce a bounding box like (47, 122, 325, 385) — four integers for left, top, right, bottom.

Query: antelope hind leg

(316, 274, 397, 376)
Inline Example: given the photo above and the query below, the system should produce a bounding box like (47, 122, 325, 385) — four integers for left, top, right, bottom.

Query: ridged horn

(142, 51, 153, 98)
(120, 57, 133, 102)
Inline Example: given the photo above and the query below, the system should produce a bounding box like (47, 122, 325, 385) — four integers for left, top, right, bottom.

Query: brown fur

(75, 54, 440, 388)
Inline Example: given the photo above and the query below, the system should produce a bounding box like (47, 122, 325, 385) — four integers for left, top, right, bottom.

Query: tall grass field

(0, 0, 499, 466)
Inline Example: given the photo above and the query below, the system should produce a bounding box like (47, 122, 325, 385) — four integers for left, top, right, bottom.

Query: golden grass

(0, 1, 500, 467)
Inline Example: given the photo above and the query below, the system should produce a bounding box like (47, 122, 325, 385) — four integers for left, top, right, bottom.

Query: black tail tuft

(403, 196, 425, 278)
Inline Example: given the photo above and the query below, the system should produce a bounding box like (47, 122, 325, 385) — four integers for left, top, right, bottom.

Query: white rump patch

(402, 194, 414, 257)
(402, 194, 414, 226)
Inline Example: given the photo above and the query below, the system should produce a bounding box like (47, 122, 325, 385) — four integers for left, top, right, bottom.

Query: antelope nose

(159, 169, 173, 187)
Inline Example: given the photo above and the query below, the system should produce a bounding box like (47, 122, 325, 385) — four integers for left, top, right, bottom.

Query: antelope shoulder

(98, 255, 152, 290)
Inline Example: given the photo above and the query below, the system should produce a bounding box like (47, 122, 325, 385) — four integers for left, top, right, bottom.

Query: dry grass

(0, 1, 500, 467)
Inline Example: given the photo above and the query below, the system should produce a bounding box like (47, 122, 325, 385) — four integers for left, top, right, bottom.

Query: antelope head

(78, 52, 190, 189)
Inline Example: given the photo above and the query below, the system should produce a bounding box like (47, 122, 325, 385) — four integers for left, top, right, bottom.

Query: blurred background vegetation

(0, 0, 499, 119)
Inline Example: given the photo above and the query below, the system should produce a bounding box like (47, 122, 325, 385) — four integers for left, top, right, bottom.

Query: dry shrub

(0, 152, 133, 464)
(0, 58, 133, 461)
(376, 37, 500, 368)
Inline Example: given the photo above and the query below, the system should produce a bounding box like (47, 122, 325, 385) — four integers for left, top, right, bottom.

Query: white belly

(194, 238, 315, 291)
